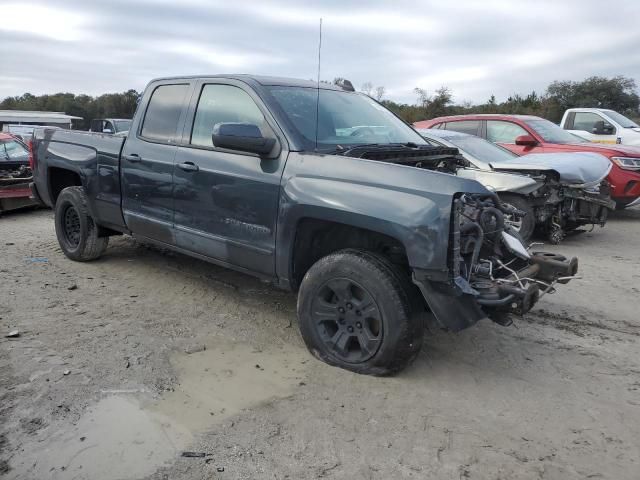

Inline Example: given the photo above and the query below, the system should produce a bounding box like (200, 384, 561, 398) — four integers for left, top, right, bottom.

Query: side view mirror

(592, 120, 614, 135)
(103, 128, 113, 134)
(514, 134, 537, 147)
(212, 123, 276, 156)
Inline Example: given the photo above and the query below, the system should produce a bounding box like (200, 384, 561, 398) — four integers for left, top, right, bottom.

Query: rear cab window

(140, 84, 190, 143)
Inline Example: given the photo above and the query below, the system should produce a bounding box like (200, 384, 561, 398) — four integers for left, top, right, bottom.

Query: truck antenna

(314, 18, 322, 152)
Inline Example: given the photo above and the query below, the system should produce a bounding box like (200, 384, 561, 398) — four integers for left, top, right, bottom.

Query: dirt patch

(152, 340, 308, 431)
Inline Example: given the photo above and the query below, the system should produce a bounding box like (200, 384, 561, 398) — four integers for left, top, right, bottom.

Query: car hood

(456, 168, 540, 194)
(490, 152, 612, 186)
(552, 141, 640, 157)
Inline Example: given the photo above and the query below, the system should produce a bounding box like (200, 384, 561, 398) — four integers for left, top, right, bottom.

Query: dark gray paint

(32, 75, 492, 330)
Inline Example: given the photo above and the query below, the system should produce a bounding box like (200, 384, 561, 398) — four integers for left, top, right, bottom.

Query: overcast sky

(2, 0, 640, 105)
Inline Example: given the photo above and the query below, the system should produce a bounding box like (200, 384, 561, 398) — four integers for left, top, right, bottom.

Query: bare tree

(374, 86, 386, 101)
(360, 82, 374, 96)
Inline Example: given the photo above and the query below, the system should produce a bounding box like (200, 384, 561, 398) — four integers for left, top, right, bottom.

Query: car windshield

(267, 86, 426, 151)
(114, 120, 132, 132)
(603, 110, 639, 128)
(525, 118, 588, 144)
(443, 134, 518, 163)
(0, 140, 29, 162)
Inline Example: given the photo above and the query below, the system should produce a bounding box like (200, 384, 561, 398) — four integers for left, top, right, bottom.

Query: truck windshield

(0, 140, 29, 162)
(603, 110, 639, 128)
(267, 86, 426, 151)
(524, 119, 588, 144)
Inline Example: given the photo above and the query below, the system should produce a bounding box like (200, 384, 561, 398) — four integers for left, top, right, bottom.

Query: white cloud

(1, 0, 640, 104)
(0, 3, 89, 42)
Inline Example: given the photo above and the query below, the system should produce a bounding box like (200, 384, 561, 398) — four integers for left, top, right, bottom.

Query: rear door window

(444, 120, 480, 136)
(486, 120, 528, 143)
(140, 84, 190, 143)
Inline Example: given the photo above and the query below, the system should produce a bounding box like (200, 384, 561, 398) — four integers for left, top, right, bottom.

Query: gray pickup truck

(31, 75, 578, 375)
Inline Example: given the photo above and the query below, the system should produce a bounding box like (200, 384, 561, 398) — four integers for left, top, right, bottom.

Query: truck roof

(148, 74, 346, 91)
(565, 108, 614, 113)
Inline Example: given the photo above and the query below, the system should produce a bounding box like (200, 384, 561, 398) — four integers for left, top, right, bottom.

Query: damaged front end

(414, 193, 579, 330)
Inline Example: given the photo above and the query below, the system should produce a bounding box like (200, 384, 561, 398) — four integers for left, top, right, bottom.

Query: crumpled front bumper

(413, 251, 578, 331)
(412, 192, 580, 331)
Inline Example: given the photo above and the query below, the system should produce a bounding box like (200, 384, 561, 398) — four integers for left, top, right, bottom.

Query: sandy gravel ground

(1, 206, 639, 479)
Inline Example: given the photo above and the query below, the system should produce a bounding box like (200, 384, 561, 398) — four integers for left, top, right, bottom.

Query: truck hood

(490, 152, 611, 187)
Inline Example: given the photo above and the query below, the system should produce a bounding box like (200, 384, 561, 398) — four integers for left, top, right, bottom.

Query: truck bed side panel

(33, 129, 127, 230)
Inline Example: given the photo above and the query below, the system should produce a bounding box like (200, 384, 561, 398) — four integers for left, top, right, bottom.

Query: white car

(560, 108, 640, 146)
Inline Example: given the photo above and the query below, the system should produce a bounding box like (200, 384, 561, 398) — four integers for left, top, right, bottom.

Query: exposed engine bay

(0, 165, 32, 183)
(495, 167, 613, 244)
(452, 193, 578, 324)
(338, 143, 579, 325)
(338, 143, 614, 244)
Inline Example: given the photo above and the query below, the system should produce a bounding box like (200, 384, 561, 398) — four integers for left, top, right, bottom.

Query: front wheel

(498, 194, 536, 242)
(55, 186, 108, 261)
(297, 249, 424, 376)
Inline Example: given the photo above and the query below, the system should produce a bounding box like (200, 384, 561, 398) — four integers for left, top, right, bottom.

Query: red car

(414, 114, 640, 208)
(0, 132, 36, 213)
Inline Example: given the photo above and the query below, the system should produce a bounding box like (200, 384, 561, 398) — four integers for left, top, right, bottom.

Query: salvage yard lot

(1, 207, 639, 479)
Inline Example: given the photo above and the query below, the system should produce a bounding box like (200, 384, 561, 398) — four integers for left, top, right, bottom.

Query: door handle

(177, 161, 199, 172)
(124, 154, 142, 163)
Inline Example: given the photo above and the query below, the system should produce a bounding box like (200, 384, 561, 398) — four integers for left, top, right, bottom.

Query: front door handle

(124, 154, 142, 163)
(177, 161, 199, 172)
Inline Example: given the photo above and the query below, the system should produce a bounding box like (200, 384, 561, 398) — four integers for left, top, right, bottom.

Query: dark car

(31, 75, 578, 375)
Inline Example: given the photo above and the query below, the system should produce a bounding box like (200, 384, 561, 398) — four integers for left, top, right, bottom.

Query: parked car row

(415, 128, 614, 243)
(414, 114, 640, 210)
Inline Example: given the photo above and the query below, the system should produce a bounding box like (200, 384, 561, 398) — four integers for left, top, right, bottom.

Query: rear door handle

(177, 161, 199, 172)
(124, 154, 142, 163)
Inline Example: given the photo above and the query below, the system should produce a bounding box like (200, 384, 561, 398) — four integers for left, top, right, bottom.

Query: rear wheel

(55, 186, 108, 261)
(297, 249, 424, 375)
(498, 194, 535, 242)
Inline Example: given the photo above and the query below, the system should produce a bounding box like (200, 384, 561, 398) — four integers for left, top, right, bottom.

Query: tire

(498, 193, 535, 242)
(615, 201, 630, 210)
(297, 249, 424, 376)
(54, 186, 108, 261)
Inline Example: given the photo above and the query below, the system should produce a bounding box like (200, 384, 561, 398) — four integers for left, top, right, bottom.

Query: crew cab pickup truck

(31, 75, 578, 375)
(560, 108, 640, 146)
(416, 114, 640, 209)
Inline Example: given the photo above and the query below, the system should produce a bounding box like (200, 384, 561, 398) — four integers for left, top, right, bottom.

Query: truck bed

(32, 129, 127, 230)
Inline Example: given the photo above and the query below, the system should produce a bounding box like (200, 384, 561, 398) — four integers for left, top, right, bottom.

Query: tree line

(375, 76, 640, 124)
(0, 90, 140, 129)
(1, 75, 638, 128)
